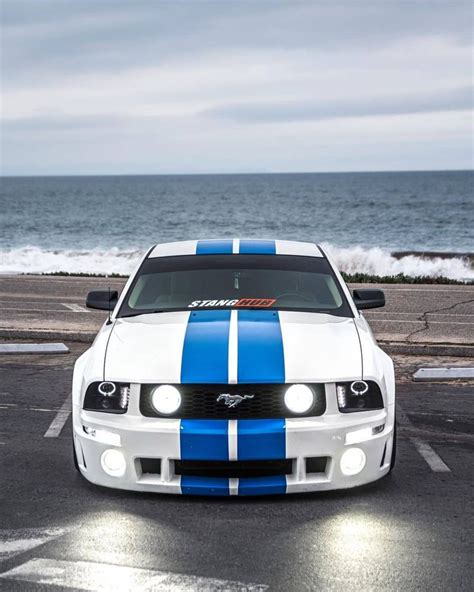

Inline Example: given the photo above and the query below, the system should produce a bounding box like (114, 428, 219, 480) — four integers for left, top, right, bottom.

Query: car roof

(148, 239, 324, 258)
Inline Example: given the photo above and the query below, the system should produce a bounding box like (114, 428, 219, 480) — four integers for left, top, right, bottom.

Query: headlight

(151, 385, 182, 415)
(336, 381, 383, 413)
(284, 384, 314, 414)
(83, 381, 130, 413)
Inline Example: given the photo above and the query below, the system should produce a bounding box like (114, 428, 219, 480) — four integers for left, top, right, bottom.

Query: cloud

(204, 86, 473, 123)
(0, 0, 472, 175)
(2, 1, 472, 86)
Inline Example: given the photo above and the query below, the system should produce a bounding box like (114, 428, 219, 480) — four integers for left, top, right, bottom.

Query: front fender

(354, 316, 395, 407)
(72, 321, 115, 407)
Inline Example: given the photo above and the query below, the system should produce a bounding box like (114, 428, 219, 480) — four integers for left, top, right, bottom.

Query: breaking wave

(321, 243, 473, 281)
(0, 244, 472, 280)
(0, 246, 142, 276)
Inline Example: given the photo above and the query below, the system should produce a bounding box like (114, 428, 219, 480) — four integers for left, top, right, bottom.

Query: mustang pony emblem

(217, 393, 254, 408)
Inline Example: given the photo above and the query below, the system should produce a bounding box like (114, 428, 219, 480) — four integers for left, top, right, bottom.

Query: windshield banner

(188, 298, 276, 308)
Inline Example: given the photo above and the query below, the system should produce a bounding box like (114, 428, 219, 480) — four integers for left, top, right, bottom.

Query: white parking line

(0, 528, 68, 560)
(0, 307, 67, 312)
(61, 303, 89, 313)
(0, 558, 269, 591)
(44, 394, 71, 438)
(396, 404, 452, 473)
(410, 437, 451, 473)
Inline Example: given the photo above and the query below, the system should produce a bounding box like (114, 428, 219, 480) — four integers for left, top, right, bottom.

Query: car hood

(104, 310, 363, 384)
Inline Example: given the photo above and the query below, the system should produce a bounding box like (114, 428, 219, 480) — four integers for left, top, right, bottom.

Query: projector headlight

(83, 382, 130, 413)
(151, 385, 182, 415)
(284, 384, 314, 414)
(336, 381, 383, 413)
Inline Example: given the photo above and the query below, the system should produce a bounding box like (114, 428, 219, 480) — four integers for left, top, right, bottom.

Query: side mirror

(352, 288, 385, 310)
(86, 290, 119, 311)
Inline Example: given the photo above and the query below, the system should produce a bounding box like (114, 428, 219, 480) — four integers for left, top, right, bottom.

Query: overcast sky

(1, 0, 472, 175)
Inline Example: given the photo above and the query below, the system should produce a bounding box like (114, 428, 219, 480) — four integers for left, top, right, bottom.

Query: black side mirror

(352, 288, 385, 310)
(86, 290, 119, 311)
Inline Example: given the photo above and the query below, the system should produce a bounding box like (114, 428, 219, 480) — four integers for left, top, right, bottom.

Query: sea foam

(0, 244, 472, 280)
(321, 243, 473, 281)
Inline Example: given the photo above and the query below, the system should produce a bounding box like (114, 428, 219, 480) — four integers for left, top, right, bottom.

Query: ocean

(1, 171, 473, 280)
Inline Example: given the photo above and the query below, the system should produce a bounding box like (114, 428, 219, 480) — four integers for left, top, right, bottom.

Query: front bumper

(73, 401, 395, 496)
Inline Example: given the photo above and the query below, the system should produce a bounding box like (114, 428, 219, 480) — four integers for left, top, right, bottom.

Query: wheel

(388, 419, 397, 472)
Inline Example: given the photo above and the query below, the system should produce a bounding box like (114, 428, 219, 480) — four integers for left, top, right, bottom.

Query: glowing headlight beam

(151, 385, 182, 415)
(284, 384, 314, 414)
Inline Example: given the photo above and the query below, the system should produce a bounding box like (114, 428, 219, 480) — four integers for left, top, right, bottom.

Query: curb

(379, 341, 474, 358)
(1, 329, 473, 358)
(0, 329, 96, 344)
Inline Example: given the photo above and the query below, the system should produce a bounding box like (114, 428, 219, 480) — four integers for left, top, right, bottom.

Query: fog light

(101, 449, 126, 477)
(83, 426, 121, 447)
(151, 385, 182, 415)
(340, 447, 366, 476)
(284, 384, 314, 414)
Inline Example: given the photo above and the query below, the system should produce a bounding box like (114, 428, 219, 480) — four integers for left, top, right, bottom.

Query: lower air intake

(305, 457, 329, 475)
(140, 458, 162, 475)
(174, 459, 293, 479)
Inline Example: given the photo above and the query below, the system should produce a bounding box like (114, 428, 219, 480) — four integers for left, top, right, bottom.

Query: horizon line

(1, 167, 473, 179)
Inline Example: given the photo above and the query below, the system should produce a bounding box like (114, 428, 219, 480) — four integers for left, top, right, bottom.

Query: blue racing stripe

(238, 475, 286, 496)
(181, 310, 231, 384)
(181, 475, 230, 496)
(180, 309, 231, 495)
(180, 419, 229, 460)
(196, 239, 233, 254)
(237, 419, 286, 460)
(239, 239, 276, 254)
(237, 310, 285, 383)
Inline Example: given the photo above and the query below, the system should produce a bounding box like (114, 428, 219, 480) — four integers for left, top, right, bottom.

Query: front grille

(140, 383, 326, 419)
(174, 459, 293, 479)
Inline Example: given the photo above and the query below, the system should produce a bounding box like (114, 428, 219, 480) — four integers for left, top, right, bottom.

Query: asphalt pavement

(0, 275, 473, 356)
(0, 347, 472, 591)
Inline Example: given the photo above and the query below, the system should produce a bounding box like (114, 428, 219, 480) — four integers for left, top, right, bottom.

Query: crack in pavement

(406, 296, 474, 342)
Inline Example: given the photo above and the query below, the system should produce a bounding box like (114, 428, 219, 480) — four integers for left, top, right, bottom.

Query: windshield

(119, 254, 353, 317)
